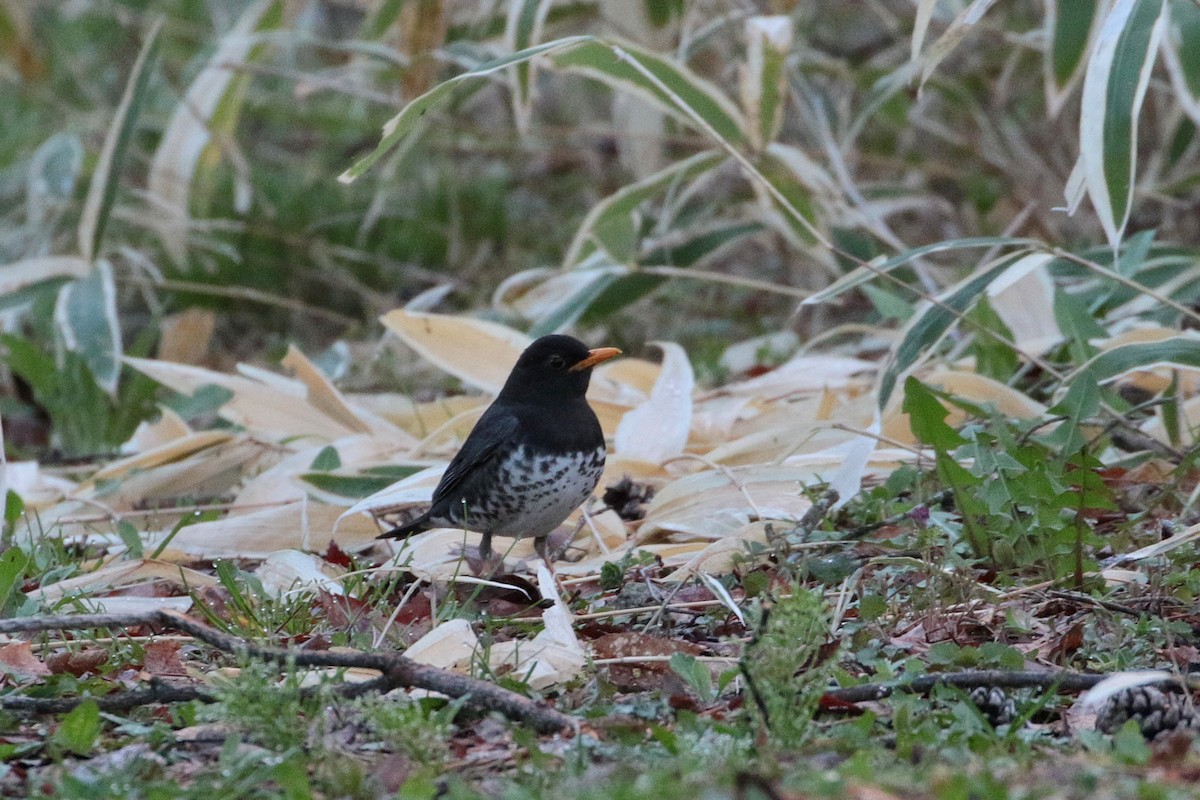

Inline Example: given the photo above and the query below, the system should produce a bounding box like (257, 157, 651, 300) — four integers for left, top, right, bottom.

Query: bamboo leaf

(1078, 0, 1168, 251)
(878, 254, 1024, 408)
(341, 36, 595, 183)
(1044, 0, 1105, 115)
(53, 260, 122, 396)
(78, 18, 162, 262)
(1162, 0, 1200, 124)
(551, 39, 748, 147)
(505, 0, 553, 133)
(741, 16, 793, 150)
(1070, 333, 1200, 384)
(147, 0, 284, 263)
(804, 237, 1041, 305)
(563, 149, 726, 267)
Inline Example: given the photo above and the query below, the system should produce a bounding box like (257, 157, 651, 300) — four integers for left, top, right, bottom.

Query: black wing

(429, 407, 519, 508)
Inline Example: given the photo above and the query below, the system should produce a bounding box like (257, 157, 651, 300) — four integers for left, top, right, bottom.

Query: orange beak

(569, 346, 622, 372)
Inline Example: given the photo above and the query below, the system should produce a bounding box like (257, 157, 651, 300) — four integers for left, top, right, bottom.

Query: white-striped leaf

(53, 260, 122, 396)
(78, 18, 162, 262)
(1077, 0, 1168, 251)
(505, 0, 553, 133)
(551, 39, 748, 148)
(563, 149, 726, 267)
(340, 36, 595, 183)
(878, 252, 1035, 409)
(741, 16, 792, 150)
(147, 0, 283, 263)
(1162, 0, 1200, 125)
(1044, 0, 1108, 116)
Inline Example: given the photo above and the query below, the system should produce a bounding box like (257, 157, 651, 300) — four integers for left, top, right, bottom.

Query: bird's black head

(498, 335, 621, 403)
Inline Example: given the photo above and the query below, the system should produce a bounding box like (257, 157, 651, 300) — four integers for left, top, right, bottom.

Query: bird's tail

(377, 510, 433, 540)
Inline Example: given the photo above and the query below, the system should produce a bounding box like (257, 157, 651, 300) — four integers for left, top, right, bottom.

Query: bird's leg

(533, 536, 572, 599)
(463, 532, 504, 577)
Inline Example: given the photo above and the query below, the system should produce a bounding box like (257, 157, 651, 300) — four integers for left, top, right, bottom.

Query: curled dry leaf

(488, 564, 585, 690)
(614, 342, 694, 466)
(985, 253, 1062, 354)
(121, 406, 192, 454)
(157, 308, 216, 365)
(280, 345, 402, 436)
(126, 357, 378, 442)
(161, 501, 381, 558)
(404, 618, 478, 670)
(638, 464, 817, 540)
(27, 559, 216, 605)
(256, 550, 346, 596)
(661, 522, 771, 581)
(0, 642, 51, 678)
(2, 462, 74, 510)
(381, 309, 532, 395)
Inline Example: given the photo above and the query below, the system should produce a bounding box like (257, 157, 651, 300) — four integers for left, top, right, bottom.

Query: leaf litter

(6, 309, 1200, 793)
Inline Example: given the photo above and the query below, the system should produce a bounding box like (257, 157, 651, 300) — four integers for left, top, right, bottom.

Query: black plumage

(380, 335, 620, 572)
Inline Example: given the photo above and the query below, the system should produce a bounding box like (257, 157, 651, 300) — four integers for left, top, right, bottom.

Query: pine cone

(1096, 686, 1200, 740)
(603, 477, 656, 521)
(968, 686, 1017, 726)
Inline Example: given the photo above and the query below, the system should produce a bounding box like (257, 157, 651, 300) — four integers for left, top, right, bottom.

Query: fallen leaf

(0, 642, 51, 677)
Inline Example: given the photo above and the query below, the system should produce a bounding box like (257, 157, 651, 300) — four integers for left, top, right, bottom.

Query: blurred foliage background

(1, 0, 1198, 456)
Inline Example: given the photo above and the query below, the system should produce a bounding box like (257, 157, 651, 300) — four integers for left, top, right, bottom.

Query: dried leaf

(0, 642, 50, 677)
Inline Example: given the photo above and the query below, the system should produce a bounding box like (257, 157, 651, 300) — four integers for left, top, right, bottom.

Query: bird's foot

(455, 544, 506, 578)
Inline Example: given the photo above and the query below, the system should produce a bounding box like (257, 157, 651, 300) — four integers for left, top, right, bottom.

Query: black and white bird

(379, 335, 621, 572)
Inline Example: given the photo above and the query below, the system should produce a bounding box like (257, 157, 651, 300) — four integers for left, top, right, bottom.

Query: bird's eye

(547, 354, 567, 369)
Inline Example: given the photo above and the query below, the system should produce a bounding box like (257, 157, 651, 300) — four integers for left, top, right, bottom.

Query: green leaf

(599, 561, 624, 590)
(563, 149, 726, 267)
(1112, 719, 1152, 764)
(166, 384, 235, 422)
(505, 0, 552, 132)
(1168, 0, 1200, 107)
(1043, 372, 1102, 451)
(309, 445, 342, 471)
(1079, 0, 1168, 250)
(1054, 287, 1107, 364)
(147, 0, 285, 262)
(53, 260, 122, 395)
(4, 490, 24, 529)
(858, 593, 887, 621)
(862, 284, 915, 322)
(77, 18, 162, 261)
(116, 520, 144, 560)
(742, 17, 793, 149)
(755, 145, 822, 245)
(1048, 0, 1101, 91)
(360, 0, 407, 39)
(878, 254, 1020, 408)
(53, 700, 100, 756)
(299, 469, 421, 499)
(805, 238, 1041, 306)
(341, 36, 596, 182)
(902, 378, 968, 451)
(669, 652, 714, 703)
(1116, 228, 1155, 276)
(0, 547, 29, 616)
(1070, 334, 1200, 385)
(574, 221, 762, 327)
(151, 509, 222, 560)
(551, 40, 747, 148)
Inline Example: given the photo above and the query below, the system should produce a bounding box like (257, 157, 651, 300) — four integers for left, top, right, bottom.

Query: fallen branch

(823, 668, 1200, 703)
(0, 610, 575, 734)
(1, 682, 208, 713)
